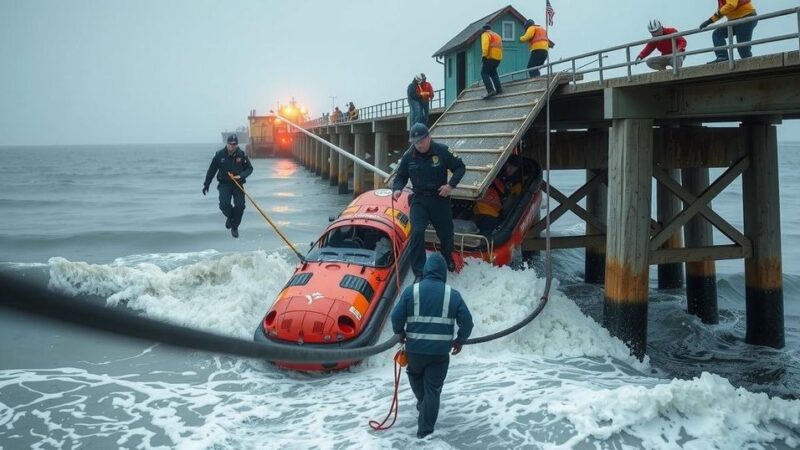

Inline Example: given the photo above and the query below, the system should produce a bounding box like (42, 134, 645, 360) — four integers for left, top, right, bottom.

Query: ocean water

(0, 143, 799, 449)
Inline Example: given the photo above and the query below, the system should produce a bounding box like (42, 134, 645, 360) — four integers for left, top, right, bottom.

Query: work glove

(202, 185, 209, 196)
(397, 331, 406, 344)
(451, 342, 463, 355)
(482, 57, 487, 63)
(699, 18, 713, 29)
(635, 56, 643, 64)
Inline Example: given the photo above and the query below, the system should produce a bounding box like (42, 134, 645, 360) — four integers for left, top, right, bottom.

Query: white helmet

(648, 19, 663, 34)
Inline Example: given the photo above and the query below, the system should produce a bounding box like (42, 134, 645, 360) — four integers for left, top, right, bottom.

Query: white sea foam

(2, 251, 793, 449)
(47, 251, 295, 339)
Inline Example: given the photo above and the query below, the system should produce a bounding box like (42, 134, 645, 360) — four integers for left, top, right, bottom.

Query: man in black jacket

(202, 135, 253, 238)
(392, 123, 466, 280)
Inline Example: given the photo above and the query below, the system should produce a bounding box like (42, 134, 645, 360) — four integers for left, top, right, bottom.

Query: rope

(368, 349, 407, 431)
(227, 173, 306, 262)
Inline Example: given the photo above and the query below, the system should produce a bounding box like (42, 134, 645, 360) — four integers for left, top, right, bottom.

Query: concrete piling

(337, 132, 351, 194)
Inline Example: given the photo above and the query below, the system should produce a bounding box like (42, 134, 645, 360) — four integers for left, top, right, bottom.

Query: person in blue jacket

(202, 134, 253, 238)
(392, 123, 466, 280)
(391, 253, 474, 439)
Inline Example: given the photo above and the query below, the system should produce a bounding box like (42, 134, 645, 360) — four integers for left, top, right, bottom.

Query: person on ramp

(392, 123, 465, 281)
(202, 134, 253, 238)
(391, 252, 474, 439)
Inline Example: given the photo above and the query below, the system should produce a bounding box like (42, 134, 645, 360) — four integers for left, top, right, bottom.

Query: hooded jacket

(391, 253, 473, 355)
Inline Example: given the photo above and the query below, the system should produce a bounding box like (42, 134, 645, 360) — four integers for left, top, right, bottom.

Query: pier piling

(742, 121, 785, 348)
(682, 167, 719, 324)
(585, 168, 607, 284)
(657, 169, 684, 289)
(603, 118, 653, 360)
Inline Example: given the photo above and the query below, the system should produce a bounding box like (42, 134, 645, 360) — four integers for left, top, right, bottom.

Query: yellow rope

(228, 173, 305, 261)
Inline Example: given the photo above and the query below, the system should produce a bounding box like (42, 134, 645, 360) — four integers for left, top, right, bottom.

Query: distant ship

(221, 126, 249, 144)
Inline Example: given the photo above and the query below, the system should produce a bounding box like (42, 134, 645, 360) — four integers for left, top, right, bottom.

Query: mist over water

(1, 144, 799, 449)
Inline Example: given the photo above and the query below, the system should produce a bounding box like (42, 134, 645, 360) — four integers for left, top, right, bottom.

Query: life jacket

(474, 178, 506, 217)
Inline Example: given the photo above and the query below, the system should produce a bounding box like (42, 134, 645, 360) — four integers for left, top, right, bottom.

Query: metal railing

(303, 89, 445, 128)
(480, 6, 800, 87)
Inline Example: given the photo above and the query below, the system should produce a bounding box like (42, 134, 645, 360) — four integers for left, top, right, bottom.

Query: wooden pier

(288, 44, 799, 359)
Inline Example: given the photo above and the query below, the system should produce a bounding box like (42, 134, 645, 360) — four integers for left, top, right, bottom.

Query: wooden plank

(530, 173, 606, 235)
(432, 132, 516, 139)
(436, 117, 527, 126)
(547, 183, 607, 233)
(650, 245, 750, 265)
(522, 235, 607, 251)
(651, 161, 750, 249)
(457, 89, 545, 103)
(649, 156, 749, 250)
(450, 102, 538, 115)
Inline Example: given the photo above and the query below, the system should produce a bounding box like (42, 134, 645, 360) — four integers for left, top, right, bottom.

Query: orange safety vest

(531, 26, 548, 45)
(487, 30, 502, 50)
(718, 0, 749, 8)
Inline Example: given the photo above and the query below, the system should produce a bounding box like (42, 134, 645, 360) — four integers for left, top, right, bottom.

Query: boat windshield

(306, 225, 394, 268)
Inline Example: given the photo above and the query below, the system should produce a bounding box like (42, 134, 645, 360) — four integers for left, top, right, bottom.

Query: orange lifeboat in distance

(254, 189, 413, 371)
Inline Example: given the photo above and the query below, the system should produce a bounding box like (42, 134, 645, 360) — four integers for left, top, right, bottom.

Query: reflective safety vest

(715, 0, 755, 21)
(482, 30, 503, 60)
(521, 25, 549, 51)
(405, 283, 456, 343)
(718, 0, 749, 8)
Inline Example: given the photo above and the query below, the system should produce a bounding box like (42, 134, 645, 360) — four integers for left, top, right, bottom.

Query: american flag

(545, 0, 555, 26)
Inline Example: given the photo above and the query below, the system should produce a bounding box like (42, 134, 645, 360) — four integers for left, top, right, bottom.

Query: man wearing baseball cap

(202, 134, 253, 238)
(392, 123, 465, 280)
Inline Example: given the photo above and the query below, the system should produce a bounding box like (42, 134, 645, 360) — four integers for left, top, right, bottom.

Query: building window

(502, 21, 515, 41)
(448, 57, 452, 77)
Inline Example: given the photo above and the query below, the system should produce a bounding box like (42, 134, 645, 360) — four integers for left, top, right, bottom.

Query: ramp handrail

(484, 6, 800, 86)
(276, 113, 390, 179)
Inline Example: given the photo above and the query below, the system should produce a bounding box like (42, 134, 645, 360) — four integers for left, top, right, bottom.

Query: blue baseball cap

(227, 134, 238, 144)
(409, 123, 429, 144)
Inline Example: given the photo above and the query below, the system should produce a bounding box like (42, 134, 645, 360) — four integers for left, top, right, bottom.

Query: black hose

(0, 273, 400, 363)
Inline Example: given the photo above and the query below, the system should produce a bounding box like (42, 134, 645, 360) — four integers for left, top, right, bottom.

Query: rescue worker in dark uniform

(391, 253, 473, 439)
(202, 134, 253, 238)
(392, 123, 466, 280)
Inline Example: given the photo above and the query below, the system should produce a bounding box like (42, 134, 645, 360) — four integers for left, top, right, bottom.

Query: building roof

(432, 5, 527, 58)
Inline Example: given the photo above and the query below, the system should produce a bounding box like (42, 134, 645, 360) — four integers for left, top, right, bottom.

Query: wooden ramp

(427, 74, 566, 200)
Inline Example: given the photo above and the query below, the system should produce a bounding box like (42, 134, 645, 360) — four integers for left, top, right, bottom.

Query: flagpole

(544, 0, 552, 283)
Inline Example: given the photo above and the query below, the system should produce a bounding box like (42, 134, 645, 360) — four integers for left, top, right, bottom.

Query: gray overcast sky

(1, 0, 798, 145)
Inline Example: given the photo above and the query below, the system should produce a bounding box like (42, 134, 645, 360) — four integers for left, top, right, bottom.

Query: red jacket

(417, 81, 434, 103)
(638, 27, 687, 59)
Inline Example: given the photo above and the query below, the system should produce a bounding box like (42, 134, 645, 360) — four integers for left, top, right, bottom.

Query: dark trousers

(406, 353, 450, 436)
(712, 14, 758, 59)
(475, 214, 498, 238)
(420, 102, 430, 126)
(409, 195, 454, 277)
(480, 59, 502, 94)
(218, 183, 245, 228)
(527, 50, 548, 77)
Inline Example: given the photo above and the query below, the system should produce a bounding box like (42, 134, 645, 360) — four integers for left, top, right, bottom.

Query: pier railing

(303, 89, 444, 128)
(491, 6, 800, 86)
